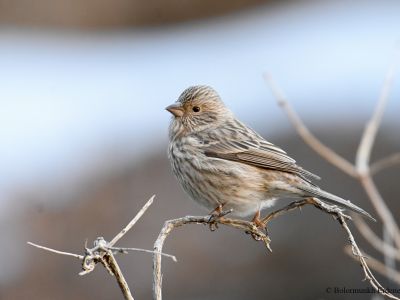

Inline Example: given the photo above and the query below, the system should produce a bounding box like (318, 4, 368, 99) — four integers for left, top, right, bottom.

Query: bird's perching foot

(246, 210, 272, 251)
(207, 204, 232, 231)
(251, 210, 269, 234)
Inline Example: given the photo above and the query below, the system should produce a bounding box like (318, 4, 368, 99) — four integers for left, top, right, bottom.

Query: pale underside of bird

(166, 85, 375, 224)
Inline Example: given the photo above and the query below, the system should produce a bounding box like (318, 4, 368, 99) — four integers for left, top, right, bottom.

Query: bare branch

(153, 213, 271, 300)
(29, 237, 136, 300)
(345, 247, 400, 286)
(341, 224, 399, 300)
(263, 73, 358, 178)
(265, 68, 400, 299)
(109, 247, 177, 262)
(153, 198, 398, 300)
(261, 197, 351, 225)
(371, 152, 400, 175)
(353, 216, 400, 261)
(350, 54, 400, 247)
(109, 195, 155, 247)
(360, 175, 400, 249)
(101, 252, 134, 300)
(28, 196, 163, 300)
(356, 58, 399, 174)
(27, 242, 84, 260)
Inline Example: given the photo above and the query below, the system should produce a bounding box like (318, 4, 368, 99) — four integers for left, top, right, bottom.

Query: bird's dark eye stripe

(192, 106, 201, 112)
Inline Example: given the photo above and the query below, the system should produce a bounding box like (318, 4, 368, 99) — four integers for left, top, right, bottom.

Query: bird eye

(192, 106, 201, 112)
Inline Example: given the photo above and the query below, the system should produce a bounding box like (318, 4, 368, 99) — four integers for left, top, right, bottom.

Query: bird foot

(249, 211, 269, 240)
(248, 226, 269, 241)
(207, 205, 232, 231)
(246, 221, 272, 251)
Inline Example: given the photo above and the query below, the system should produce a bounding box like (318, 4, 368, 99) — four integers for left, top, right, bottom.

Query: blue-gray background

(0, 0, 399, 299)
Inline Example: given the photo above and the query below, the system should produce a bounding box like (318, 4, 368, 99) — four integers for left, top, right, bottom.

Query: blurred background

(0, 0, 399, 299)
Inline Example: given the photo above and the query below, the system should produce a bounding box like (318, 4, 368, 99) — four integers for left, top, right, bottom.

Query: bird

(166, 85, 374, 227)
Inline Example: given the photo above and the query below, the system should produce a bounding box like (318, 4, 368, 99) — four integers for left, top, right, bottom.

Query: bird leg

(252, 209, 261, 223)
(250, 210, 269, 238)
(207, 204, 231, 231)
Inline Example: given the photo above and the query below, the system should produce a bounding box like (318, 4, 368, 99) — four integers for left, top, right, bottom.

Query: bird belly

(170, 144, 277, 217)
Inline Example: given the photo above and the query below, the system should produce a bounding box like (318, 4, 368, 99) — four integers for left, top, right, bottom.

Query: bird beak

(165, 103, 184, 117)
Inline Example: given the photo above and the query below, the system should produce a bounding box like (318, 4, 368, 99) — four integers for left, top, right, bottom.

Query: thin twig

(360, 175, 400, 249)
(345, 246, 400, 286)
(340, 221, 398, 300)
(353, 216, 400, 261)
(371, 152, 400, 175)
(355, 58, 398, 174)
(383, 226, 398, 287)
(109, 195, 155, 247)
(27, 242, 84, 260)
(263, 73, 358, 178)
(260, 197, 349, 224)
(102, 252, 134, 300)
(109, 247, 177, 262)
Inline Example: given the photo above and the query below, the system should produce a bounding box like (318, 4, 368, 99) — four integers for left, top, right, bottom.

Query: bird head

(166, 85, 231, 136)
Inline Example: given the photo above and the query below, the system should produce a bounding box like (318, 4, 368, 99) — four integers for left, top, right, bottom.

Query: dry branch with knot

(28, 195, 176, 300)
(263, 52, 400, 299)
(152, 197, 397, 300)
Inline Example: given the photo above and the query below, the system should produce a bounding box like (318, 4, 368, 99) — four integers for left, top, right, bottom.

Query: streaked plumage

(166, 85, 374, 221)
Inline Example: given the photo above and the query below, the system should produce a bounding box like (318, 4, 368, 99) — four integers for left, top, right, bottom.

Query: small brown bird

(166, 85, 374, 225)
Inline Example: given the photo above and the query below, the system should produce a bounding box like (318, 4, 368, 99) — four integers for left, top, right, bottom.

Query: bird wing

(202, 124, 320, 182)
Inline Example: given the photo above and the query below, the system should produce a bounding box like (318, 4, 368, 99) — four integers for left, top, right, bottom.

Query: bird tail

(296, 185, 376, 222)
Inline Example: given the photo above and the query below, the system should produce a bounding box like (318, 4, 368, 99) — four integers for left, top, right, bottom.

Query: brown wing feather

(204, 138, 320, 182)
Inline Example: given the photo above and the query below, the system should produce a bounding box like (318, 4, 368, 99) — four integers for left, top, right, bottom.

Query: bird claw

(250, 210, 269, 235)
(206, 206, 232, 231)
(208, 221, 219, 231)
(245, 227, 272, 252)
(244, 218, 272, 251)
(247, 222, 268, 239)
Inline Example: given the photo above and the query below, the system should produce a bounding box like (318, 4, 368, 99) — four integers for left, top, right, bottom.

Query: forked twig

(355, 58, 398, 174)
(359, 175, 400, 248)
(355, 55, 400, 250)
(345, 246, 400, 286)
(263, 73, 358, 178)
(27, 242, 84, 260)
(28, 195, 176, 300)
(109, 195, 155, 247)
(371, 152, 400, 175)
(264, 57, 400, 299)
(153, 212, 270, 300)
(262, 198, 397, 300)
(352, 216, 400, 261)
(265, 54, 400, 248)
